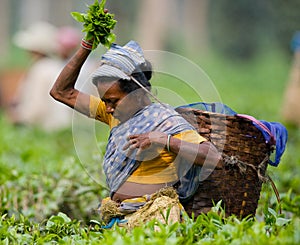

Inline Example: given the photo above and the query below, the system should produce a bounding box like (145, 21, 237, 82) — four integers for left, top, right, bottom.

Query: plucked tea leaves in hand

(71, 0, 117, 49)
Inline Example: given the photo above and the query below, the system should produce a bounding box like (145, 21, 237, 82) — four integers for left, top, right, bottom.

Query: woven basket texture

(175, 107, 272, 218)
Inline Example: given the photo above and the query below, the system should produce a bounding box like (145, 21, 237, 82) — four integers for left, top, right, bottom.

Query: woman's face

(97, 80, 142, 122)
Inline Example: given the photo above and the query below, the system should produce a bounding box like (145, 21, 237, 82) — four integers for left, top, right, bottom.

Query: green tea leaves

(71, 0, 117, 49)
(70, 12, 85, 23)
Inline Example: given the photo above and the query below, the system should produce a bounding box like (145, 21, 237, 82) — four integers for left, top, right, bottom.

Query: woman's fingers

(123, 138, 138, 150)
(123, 134, 151, 157)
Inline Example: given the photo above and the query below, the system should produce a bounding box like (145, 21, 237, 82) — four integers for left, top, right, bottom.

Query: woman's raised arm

(50, 45, 92, 116)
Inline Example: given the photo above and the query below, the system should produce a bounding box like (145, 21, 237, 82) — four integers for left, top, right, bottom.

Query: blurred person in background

(8, 21, 72, 131)
(281, 31, 300, 128)
(56, 26, 81, 61)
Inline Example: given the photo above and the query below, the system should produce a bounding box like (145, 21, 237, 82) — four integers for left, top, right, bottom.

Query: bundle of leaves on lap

(71, 0, 117, 49)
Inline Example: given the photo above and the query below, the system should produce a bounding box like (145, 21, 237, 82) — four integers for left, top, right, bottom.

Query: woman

(50, 38, 222, 226)
(10, 22, 72, 131)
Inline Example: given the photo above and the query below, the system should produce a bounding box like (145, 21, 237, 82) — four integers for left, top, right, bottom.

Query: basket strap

(222, 153, 267, 181)
(257, 155, 282, 214)
(222, 153, 282, 214)
(267, 175, 282, 214)
(257, 154, 269, 182)
(256, 154, 282, 214)
(256, 155, 282, 214)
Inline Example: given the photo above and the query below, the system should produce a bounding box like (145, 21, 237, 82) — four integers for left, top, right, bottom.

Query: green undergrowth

(0, 204, 299, 244)
(1, 49, 300, 243)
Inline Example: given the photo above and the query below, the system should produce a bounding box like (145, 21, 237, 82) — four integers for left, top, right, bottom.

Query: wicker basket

(175, 107, 272, 218)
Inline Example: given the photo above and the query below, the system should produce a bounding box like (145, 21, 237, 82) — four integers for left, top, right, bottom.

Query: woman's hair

(118, 60, 152, 94)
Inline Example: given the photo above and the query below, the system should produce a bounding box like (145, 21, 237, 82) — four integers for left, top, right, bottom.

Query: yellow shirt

(89, 95, 120, 128)
(89, 95, 206, 184)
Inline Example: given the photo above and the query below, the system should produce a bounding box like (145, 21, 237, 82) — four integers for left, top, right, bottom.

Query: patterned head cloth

(91, 40, 146, 84)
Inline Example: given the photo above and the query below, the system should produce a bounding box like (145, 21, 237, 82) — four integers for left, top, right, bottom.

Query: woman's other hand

(123, 132, 167, 157)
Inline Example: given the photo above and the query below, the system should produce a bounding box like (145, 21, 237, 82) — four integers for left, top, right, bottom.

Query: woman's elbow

(49, 86, 60, 101)
(49, 85, 67, 103)
(49, 86, 78, 110)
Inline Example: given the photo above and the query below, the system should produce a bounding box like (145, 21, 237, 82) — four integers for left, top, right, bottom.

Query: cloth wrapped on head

(91, 40, 146, 84)
(13, 21, 58, 56)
